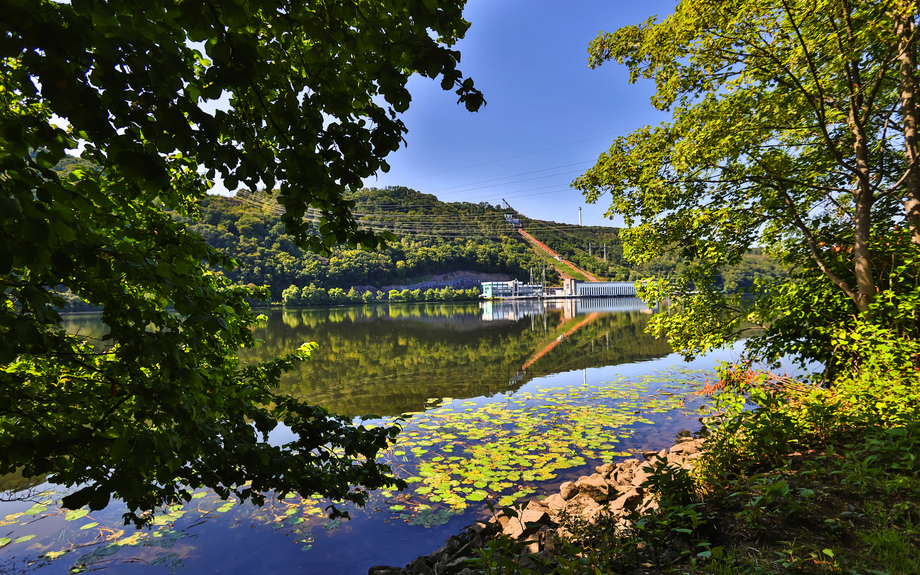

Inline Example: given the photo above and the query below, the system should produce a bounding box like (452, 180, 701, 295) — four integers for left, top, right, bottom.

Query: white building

(562, 279, 636, 297)
(480, 280, 543, 298)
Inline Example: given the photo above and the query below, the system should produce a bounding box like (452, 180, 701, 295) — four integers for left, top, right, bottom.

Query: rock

(609, 487, 643, 511)
(565, 493, 603, 521)
(595, 462, 616, 477)
(368, 567, 409, 575)
(407, 556, 433, 575)
(609, 469, 633, 486)
(540, 493, 566, 517)
(525, 499, 551, 516)
(539, 526, 559, 554)
(502, 508, 548, 539)
(559, 481, 579, 500)
(575, 473, 609, 499)
(520, 540, 540, 556)
(631, 467, 650, 487)
(444, 556, 473, 575)
(671, 438, 704, 455)
(442, 534, 465, 556)
(667, 452, 686, 465)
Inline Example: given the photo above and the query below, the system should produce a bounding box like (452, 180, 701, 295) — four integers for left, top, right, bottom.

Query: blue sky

(361, 0, 677, 227)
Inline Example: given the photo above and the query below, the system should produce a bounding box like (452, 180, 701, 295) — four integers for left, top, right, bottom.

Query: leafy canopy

(575, 0, 920, 375)
(0, 0, 482, 523)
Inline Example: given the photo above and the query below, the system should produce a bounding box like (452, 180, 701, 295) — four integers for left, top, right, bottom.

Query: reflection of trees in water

(242, 306, 672, 417)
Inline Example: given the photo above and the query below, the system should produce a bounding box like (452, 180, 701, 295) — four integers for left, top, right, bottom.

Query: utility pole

(603, 244, 607, 263)
(578, 207, 582, 226)
(588, 242, 592, 256)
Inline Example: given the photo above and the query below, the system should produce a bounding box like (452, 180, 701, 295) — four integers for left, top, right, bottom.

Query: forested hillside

(184, 187, 556, 300)
(181, 186, 785, 300)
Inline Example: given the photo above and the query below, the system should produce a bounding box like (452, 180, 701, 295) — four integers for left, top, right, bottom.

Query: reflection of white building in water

(480, 299, 547, 321)
(562, 279, 636, 297)
(558, 297, 650, 318)
(481, 297, 650, 321)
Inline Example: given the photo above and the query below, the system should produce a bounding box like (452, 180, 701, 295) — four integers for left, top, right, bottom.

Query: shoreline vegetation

(377, 366, 920, 575)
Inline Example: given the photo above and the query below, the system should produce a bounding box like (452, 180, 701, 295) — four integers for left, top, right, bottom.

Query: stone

(595, 462, 616, 477)
(407, 557, 432, 575)
(631, 468, 650, 487)
(559, 481, 579, 500)
(609, 488, 643, 511)
(442, 535, 465, 556)
(525, 499, 551, 516)
(609, 469, 634, 486)
(565, 493, 603, 521)
(368, 567, 409, 575)
(541, 493, 566, 513)
(667, 452, 686, 465)
(575, 473, 609, 499)
(671, 439, 704, 455)
(444, 556, 474, 575)
(520, 541, 540, 556)
(502, 508, 548, 539)
(539, 527, 559, 554)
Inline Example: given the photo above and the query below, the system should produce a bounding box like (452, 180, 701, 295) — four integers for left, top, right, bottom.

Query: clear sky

(360, 0, 678, 228)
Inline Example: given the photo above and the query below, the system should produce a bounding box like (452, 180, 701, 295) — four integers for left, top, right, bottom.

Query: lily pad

(64, 509, 89, 521)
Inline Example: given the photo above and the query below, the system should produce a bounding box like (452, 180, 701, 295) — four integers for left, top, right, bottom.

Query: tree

(1, 0, 482, 524)
(574, 0, 920, 375)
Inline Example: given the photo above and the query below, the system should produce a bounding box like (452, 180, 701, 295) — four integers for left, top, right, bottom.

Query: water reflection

(3, 301, 705, 575)
(241, 299, 672, 417)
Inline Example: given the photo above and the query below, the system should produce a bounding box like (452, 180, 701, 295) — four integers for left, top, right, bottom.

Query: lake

(0, 299, 742, 574)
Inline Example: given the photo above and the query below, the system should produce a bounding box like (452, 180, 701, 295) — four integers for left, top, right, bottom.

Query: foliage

(574, 0, 920, 373)
(179, 190, 554, 300)
(281, 283, 480, 306)
(1, 0, 485, 523)
(699, 358, 920, 478)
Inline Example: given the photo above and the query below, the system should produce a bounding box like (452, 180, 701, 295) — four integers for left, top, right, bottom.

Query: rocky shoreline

(369, 436, 706, 575)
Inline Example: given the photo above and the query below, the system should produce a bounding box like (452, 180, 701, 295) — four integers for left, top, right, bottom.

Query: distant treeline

(281, 284, 481, 306)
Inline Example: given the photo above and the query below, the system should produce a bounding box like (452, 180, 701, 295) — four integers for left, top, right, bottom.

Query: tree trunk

(896, 6, 920, 245)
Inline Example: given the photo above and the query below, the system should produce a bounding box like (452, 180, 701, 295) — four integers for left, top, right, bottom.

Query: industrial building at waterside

(562, 279, 637, 297)
(480, 279, 637, 299)
(480, 280, 544, 298)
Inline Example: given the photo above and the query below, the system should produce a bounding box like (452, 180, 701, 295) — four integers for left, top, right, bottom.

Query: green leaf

(64, 509, 89, 521)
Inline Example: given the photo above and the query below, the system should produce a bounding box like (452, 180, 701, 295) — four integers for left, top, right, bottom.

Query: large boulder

(575, 473, 609, 499)
(559, 481, 579, 500)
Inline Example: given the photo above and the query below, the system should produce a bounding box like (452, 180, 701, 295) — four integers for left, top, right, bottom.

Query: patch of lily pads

(374, 368, 709, 520)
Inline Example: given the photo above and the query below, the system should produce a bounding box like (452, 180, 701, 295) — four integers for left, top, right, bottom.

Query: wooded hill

(183, 187, 555, 301)
(181, 186, 784, 301)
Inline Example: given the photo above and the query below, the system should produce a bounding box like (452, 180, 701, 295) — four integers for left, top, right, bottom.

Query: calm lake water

(0, 299, 745, 575)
